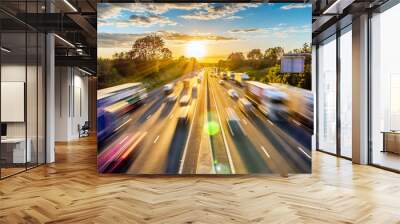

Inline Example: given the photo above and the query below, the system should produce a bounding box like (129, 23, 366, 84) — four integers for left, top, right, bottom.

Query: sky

(97, 3, 312, 63)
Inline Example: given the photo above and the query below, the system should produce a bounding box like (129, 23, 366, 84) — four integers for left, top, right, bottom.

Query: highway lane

(180, 72, 207, 174)
(215, 77, 311, 173)
(127, 82, 186, 173)
(99, 73, 196, 173)
(126, 75, 200, 174)
(222, 79, 312, 150)
(208, 74, 273, 173)
(206, 74, 234, 174)
(164, 77, 199, 173)
(98, 86, 165, 154)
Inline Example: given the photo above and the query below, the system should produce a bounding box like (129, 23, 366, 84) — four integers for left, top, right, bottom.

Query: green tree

(130, 35, 166, 61)
(264, 47, 284, 65)
(247, 49, 263, 60)
(161, 47, 172, 60)
(227, 52, 245, 70)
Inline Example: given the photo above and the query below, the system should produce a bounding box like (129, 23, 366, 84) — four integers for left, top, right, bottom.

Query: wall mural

(97, 2, 312, 175)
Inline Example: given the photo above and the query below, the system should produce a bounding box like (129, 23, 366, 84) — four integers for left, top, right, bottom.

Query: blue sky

(98, 3, 311, 62)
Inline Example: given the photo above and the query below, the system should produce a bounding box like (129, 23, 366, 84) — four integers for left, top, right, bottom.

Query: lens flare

(205, 121, 220, 136)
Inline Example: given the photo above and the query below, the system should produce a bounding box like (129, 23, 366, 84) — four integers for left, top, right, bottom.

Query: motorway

(98, 69, 312, 174)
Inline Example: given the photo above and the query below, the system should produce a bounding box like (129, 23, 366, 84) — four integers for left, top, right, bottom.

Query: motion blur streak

(98, 133, 139, 173)
(110, 132, 148, 171)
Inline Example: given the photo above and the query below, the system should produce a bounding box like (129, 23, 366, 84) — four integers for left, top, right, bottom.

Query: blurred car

(166, 94, 177, 103)
(219, 80, 224, 85)
(163, 83, 174, 95)
(178, 106, 190, 125)
(182, 79, 191, 89)
(192, 84, 198, 98)
(228, 89, 239, 99)
(238, 98, 254, 115)
(179, 95, 191, 106)
(226, 107, 243, 136)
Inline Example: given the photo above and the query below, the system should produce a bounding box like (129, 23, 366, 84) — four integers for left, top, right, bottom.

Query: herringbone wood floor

(0, 136, 399, 224)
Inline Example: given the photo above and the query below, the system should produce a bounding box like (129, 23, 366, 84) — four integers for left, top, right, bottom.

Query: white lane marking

(292, 119, 302, 126)
(179, 98, 199, 174)
(119, 136, 129, 145)
(226, 119, 234, 136)
(267, 120, 274, 126)
(153, 135, 160, 144)
(115, 118, 132, 132)
(260, 146, 271, 159)
(146, 114, 152, 120)
(210, 79, 235, 174)
(298, 147, 311, 159)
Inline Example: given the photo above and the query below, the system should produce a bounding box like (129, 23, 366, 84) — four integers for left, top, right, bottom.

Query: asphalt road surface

(98, 68, 312, 174)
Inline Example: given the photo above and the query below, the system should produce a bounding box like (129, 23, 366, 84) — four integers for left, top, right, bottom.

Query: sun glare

(185, 41, 206, 58)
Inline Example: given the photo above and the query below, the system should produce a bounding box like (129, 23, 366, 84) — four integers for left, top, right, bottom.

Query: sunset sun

(185, 41, 206, 58)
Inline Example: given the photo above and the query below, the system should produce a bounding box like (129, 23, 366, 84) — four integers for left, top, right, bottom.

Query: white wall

(312, 45, 317, 150)
(54, 67, 89, 141)
(1, 65, 26, 138)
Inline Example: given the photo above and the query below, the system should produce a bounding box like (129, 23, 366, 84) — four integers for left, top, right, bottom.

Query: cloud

(98, 3, 208, 19)
(229, 28, 266, 33)
(227, 25, 311, 38)
(98, 31, 237, 48)
(98, 4, 122, 19)
(156, 31, 237, 41)
(280, 4, 311, 10)
(98, 14, 176, 27)
(98, 3, 258, 27)
(262, 25, 311, 38)
(224, 15, 242, 20)
(181, 3, 259, 20)
(98, 33, 143, 48)
(128, 15, 176, 26)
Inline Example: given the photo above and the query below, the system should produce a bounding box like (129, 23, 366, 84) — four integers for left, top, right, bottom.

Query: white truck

(271, 83, 313, 129)
(234, 73, 250, 86)
(244, 81, 288, 121)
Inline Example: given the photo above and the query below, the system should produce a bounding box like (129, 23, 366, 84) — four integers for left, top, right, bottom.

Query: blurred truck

(220, 72, 228, 80)
(183, 78, 191, 89)
(97, 83, 147, 143)
(229, 71, 235, 80)
(271, 83, 314, 130)
(234, 73, 250, 86)
(244, 81, 288, 121)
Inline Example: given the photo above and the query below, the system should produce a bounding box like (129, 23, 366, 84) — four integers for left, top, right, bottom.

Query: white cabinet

(1, 138, 31, 163)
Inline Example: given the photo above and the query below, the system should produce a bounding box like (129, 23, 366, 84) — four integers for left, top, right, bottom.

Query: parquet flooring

(1, 136, 400, 223)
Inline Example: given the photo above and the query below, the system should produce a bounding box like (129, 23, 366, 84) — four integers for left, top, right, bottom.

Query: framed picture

(97, 2, 312, 175)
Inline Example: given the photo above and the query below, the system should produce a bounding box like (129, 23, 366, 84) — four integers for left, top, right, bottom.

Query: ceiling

(312, 0, 390, 43)
(0, 0, 97, 74)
